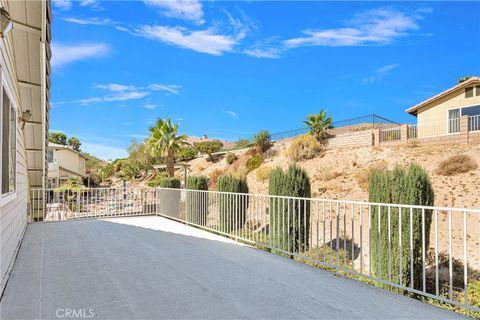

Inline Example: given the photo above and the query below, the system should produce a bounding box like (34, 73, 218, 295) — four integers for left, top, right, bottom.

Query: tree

(147, 118, 188, 177)
(194, 140, 224, 161)
(253, 130, 272, 153)
(217, 174, 249, 233)
(458, 76, 476, 83)
(369, 164, 434, 290)
(49, 132, 67, 145)
(303, 109, 333, 142)
(186, 176, 209, 225)
(68, 137, 81, 151)
(269, 165, 311, 254)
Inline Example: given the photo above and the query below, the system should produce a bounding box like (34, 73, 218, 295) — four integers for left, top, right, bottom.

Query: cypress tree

(217, 175, 249, 233)
(157, 177, 181, 217)
(369, 164, 434, 290)
(269, 164, 311, 254)
(186, 176, 209, 226)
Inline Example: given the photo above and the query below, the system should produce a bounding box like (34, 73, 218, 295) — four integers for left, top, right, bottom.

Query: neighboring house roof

(405, 77, 480, 115)
(48, 143, 88, 159)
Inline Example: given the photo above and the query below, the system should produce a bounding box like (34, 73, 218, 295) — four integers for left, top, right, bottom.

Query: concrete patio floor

(0, 216, 466, 320)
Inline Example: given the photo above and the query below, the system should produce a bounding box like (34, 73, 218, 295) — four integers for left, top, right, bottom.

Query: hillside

(186, 141, 480, 209)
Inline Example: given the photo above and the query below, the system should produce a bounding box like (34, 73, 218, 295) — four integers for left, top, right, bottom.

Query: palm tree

(147, 118, 188, 177)
(303, 109, 333, 142)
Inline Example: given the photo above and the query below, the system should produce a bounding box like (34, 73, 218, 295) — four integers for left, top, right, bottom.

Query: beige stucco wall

(416, 85, 480, 138)
(48, 148, 86, 179)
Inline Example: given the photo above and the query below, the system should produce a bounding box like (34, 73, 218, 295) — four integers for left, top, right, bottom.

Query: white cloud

(52, 0, 72, 10)
(51, 43, 109, 68)
(144, 0, 204, 25)
(362, 63, 399, 84)
(244, 47, 282, 59)
(284, 8, 421, 48)
(224, 110, 239, 119)
(54, 82, 181, 106)
(62, 17, 113, 25)
(70, 91, 150, 105)
(79, 0, 101, 9)
(148, 83, 182, 95)
(139, 25, 238, 55)
(82, 142, 128, 160)
(95, 84, 136, 92)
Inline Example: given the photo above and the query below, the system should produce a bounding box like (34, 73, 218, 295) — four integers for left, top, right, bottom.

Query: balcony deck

(0, 216, 465, 319)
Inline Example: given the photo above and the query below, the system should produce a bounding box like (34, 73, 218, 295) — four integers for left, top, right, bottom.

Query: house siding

(0, 126, 29, 294)
(0, 0, 50, 295)
(417, 85, 480, 138)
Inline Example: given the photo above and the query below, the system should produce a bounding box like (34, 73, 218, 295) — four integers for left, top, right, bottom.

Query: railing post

(460, 115, 469, 144)
(400, 124, 408, 142)
(373, 129, 380, 146)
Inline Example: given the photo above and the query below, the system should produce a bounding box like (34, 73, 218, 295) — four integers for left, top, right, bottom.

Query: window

(476, 86, 480, 96)
(47, 149, 54, 162)
(448, 108, 460, 134)
(465, 87, 473, 98)
(2, 88, 16, 195)
(461, 105, 480, 117)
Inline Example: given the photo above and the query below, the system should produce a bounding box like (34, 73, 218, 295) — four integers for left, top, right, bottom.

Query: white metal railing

(469, 115, 480, 132)
(29, 187, 480, 312)
(448, 117, 460, 134)
(379, 127, 401, 142)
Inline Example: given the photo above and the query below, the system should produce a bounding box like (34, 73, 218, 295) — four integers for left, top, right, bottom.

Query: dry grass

(436, 155, 478, 176)
(255, 166, 271, 182)
(285, 134, 323, 162)
(354, 160, 388, 190)
(208, 169, 223, 189)
(317, 167, 341, 181)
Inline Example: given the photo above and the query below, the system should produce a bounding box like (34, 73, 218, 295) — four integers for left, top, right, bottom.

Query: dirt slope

(187, 142, 480, 209)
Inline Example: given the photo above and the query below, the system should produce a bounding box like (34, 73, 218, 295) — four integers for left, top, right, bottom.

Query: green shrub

(194, 140, 224, 161)
(226, 152, 238, 165)
(369, 164, 434, 291)
(156, 177, 181, 188)
(217, 175, 249, 233)
(246, 154, 264, 172)
(186, 176, 209, 225)
(253, 130, 272, 153)
(147, 172, 169, 187)
(175, 146, 198, 161)
(234, 139, 253, 149)
(269, 164, 311, 254)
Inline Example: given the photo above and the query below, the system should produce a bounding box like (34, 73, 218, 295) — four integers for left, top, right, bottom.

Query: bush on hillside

(186, 176, 209, 225)
(254, 130, 272, 153)
(234, 139, 253, 149)
(175, 146, 198, 161)
(246, 154, 264, 172)
(194, 140, 224, 161)
(217, 175, 249, 233)
(255, 166, 271, 182)
(286, 134, 323, 162)
(436, 154, 478, 176)
(226, 152, 238, 165)
(269, 164, 311, 254)
(147, 172, 169, 187)
(369, 164, 434, 291)
(354, 160, 388, 190)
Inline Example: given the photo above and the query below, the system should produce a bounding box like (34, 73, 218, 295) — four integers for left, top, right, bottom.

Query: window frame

(1, 78, 18, 204)
(465, 87, 474, 98)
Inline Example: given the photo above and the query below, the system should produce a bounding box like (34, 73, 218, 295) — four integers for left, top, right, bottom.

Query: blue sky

(50, 1, 480, 160)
